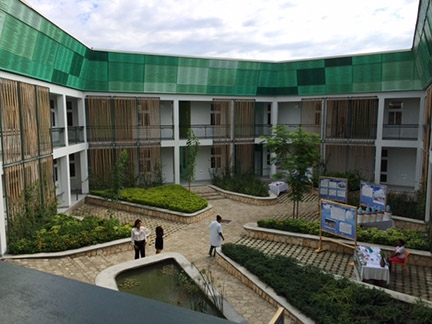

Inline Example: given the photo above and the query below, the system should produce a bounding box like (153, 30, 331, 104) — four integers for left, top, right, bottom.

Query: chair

(392, 250, 410, 276)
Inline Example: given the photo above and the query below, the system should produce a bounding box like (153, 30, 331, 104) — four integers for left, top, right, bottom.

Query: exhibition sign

(318, 176, 348, 203)
(320, 199, 357, 241)
(360, 181, 387, 210)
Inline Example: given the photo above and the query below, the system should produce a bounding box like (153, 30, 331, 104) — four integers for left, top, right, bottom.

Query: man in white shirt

(209, 215, 225, 257)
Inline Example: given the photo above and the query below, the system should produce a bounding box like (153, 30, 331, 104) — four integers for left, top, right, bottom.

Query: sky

(23, 0, 420, 62)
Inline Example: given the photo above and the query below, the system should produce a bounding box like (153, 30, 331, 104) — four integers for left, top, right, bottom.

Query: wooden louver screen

(235, 100, 254, 139)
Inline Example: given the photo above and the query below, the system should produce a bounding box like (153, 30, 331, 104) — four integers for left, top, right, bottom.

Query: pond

(116, 259, 224, 318)
(95, 252, 246, 323)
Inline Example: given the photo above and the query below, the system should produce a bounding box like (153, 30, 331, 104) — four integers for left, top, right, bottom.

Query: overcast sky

(24, 0, 420, 61)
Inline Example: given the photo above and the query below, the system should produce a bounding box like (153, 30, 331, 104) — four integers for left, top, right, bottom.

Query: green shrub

(257, 219, 431, 251)
(92, 184, 208, 213)
(222, 243, 432, 324)
(211, 168, 269, 197)
(8, 214, 132, 254)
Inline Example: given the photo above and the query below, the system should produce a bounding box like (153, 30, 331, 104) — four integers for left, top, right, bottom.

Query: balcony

(382, 124, 419, 140)
(68, 126, 85, 145)
(52, 127, 65, 148)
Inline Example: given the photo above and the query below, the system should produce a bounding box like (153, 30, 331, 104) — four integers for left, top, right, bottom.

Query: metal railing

(382, 124, 419, 140)
(68, 126, 85, 144)
(51, 127, 65, 148)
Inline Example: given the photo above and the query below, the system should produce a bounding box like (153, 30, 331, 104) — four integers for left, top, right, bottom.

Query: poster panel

(318, 176, 348, 203)
(320, 199, 357, 241)
(360, 181, 387, 210)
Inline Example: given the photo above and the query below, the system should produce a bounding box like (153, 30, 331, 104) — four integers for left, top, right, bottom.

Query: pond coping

(95, 252, 247, 324)
(209, 185, 277, 206)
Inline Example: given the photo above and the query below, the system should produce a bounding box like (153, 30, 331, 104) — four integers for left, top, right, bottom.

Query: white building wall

(386, 148, 417, 187)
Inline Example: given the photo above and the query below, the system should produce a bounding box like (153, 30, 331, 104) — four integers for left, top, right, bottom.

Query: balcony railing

(382, 124, 419, 140)
(68, 126, 85, 145)
(52, 127, 65, 148)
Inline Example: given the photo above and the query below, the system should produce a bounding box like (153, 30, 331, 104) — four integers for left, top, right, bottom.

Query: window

(140, 149, 152, 173)
(210, 104, 221, 126)
(380, 149, 388, 183)
(314, 102, 321, 125)
(388, 101, 402, 125)
(267, 104, 271, 125)
(50, 99, 56, 127)
(138, 104, 150, 127)
(211, 146, 222, 168)
(67, 101, 73, 127)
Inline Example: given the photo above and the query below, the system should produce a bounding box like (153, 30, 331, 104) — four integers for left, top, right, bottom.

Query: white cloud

(24, 0, 420, 61)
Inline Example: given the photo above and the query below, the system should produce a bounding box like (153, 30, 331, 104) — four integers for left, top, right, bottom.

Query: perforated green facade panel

(0, 0, 431, 96)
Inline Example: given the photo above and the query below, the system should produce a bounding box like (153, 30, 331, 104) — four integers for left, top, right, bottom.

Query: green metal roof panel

(237, 61, 261, 70)
(298, 84, 326, 96)
(177, 66, 209, 85)
(53, 45, 73, 72)
(0, 0, 430, 95)
(144, 65, 178, 83)
(352, 63, 382, 83)
(326, 83, 353, 94)
(178, 57, 210, 68)
(235, 69, 260, 86)
(144, 55, 179, 66)
(257, 70, 276, 87)
(207, 68, 236, 86)
(353, 82, 382, 93)
(33, 33, 58, 66)
(86, 61, 108, 81)
(109, 81, 144, 92)
(297, 68, 326, 86)
(325, 66, 352, 84)
(144, 82, 176, 93)
(382, 61, 415, 81)
(109, 62, 144, 82)
(288, 59, 325, 70)
(325, 57, 353, 67)
(209, 59, 238, 69)
(109, 52, 145, 64)
(276, 70, 297, 87)
(352, 54, 383, 65)
(176, 84, 208, 94)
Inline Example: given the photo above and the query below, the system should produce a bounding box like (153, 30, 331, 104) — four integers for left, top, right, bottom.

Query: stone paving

(4, 187, 432, 324)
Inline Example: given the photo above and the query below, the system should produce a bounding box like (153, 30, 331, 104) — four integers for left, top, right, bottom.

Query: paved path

(5, 187, 432, 324)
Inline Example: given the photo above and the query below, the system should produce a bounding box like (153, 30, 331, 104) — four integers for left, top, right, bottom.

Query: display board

(318, 176, 348, 203)
(360, 181, 387, 210)
(320, 199, 357, 241)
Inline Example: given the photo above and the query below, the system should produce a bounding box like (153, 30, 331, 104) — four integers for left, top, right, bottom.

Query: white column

(173, 99, 180, 184)
(270, 100, 278, 176)
(79, 150, 89, 194)
(374, 96, 385, 184)
(58, 155, 71, 208)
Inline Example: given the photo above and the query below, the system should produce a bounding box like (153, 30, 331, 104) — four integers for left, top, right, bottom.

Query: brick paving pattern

(5, 187, 432, 324)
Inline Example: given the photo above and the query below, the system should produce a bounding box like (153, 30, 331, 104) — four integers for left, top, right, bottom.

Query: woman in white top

(131, 219, 151, 259)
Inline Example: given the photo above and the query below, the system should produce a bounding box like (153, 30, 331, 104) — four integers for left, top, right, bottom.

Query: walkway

(4, 187, 432, 324)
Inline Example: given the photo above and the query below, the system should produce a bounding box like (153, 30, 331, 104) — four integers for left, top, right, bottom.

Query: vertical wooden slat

(0, 78, 22, 164)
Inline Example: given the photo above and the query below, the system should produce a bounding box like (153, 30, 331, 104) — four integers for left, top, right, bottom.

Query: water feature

(96, 252, 246, 323)
(116, 259, 224, 317)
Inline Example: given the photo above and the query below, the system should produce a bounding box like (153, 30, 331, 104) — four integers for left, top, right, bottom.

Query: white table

(354, 246, 390, 285)
(268, 181, 289, 196)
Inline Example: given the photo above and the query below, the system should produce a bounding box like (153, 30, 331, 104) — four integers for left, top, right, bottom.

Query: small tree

(184, 129, 200, 191)
(262, 125, 322, 218)
(110, 149, 129, 200)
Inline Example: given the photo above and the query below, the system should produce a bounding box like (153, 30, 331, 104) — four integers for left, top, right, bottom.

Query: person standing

(209, 215, 224, 257)
(131, 219, 151, 259)
(155, 226, 164, 254)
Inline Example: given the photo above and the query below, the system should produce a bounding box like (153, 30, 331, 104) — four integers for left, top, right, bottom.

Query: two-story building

(0, 0, 431, 255)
